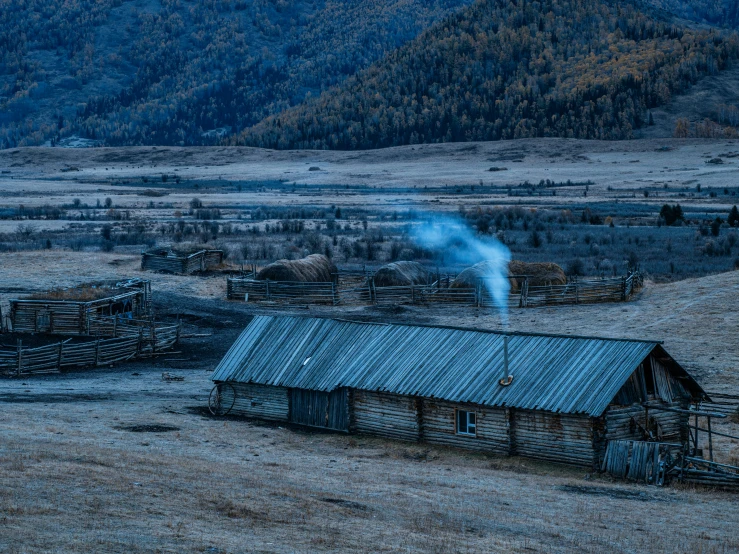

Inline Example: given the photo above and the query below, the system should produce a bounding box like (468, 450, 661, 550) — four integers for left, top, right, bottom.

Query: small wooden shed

(141, 248, 224, 274)
(9, 279, 151, 335)
(210, 316, 706, 469)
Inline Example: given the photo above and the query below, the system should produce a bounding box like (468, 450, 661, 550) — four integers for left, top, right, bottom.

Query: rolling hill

(1, 0, 738, 149)
(233, 0, 739, 149)
(0, 0, 474, 148)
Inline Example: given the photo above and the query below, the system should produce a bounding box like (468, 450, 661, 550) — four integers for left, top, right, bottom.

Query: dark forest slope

(0, 0, 473, 148)
(233, 0, 739, 149)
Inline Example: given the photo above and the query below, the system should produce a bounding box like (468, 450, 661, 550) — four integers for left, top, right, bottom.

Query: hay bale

(256, 254, 337, 283)
(508, 261, 566, 289)
(450, 261, 514, 290)
(373, 261, 431, 287)
(451, 260, 566, 292)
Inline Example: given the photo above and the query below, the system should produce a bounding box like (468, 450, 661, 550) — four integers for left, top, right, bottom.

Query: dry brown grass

(27, 283, 129, 301)
(0, 364, 738, 554)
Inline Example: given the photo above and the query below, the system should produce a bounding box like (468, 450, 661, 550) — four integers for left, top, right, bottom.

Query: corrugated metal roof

(211, 316, 690, 416)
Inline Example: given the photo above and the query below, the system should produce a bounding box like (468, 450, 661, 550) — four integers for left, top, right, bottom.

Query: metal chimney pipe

(499, 335, 513, 386)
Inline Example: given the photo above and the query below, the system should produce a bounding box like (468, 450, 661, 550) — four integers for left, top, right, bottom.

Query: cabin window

(456, 410, 477, 436)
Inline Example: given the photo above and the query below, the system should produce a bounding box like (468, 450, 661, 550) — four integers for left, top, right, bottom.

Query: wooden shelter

(141, 248, 223, 274)
(210, 316, 706, 469)
(9, 279, 151, 335)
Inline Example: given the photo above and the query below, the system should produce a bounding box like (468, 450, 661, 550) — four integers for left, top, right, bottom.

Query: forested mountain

(234, 0, 739, 149)
(1, 0, 738, 149)
(0, 0, 473, 147)
(647, 0, 739, 28)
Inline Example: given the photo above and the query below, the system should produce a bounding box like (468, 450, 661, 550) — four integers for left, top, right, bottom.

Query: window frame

(455, 409, 478, 437)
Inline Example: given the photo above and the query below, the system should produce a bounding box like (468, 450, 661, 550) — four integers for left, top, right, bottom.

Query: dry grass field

(0, 248, 738, 553)
(1, 139, 738, 552)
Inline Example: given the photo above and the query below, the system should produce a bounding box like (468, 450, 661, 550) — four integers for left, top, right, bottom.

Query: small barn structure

(142, 247, 224, 274)
(211, 316, 706, 469)
(9, 278, 152, 335)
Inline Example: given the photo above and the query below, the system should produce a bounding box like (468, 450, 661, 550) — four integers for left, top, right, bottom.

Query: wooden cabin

(141, 248, 223, 274)
(210, 316, 706, 469)
(9, 279, 151, 336)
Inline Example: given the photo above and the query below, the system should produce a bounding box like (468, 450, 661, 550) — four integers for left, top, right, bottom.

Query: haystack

(373, 261, 431, 287)
(508, 261, 566, 289)
(450, 261, 515, 290)
(451, 260, 566, 292)
(256, 254, 337, 283)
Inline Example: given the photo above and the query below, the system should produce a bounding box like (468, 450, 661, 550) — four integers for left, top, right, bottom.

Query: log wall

(10, 290, 147, 336)
(142, 250, 223, 274)
(513, 409, 595, 467)
(223, 383, 290, 421)
(210, 384, 695, 470)
(423, 400, 509, 454)
(352, 390, 419, 441)
(605, 402, 688, 443)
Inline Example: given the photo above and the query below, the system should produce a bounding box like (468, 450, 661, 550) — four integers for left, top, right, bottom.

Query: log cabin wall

(513, 409, 595, 467)
(212, 383, 696, 471)
(224, 383, 290, 421)
(352, 390, 420, 441)
(604, 402, 689, 443)
(422, 399, 509, 455)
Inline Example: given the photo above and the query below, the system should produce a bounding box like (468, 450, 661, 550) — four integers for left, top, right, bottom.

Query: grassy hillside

(234, 0, 739, 149)
(0, 0, 473, 148)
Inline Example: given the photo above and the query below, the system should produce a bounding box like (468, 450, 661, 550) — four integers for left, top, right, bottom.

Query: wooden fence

(227, 279, 339, 305)
(226, 271, 643, 309)
(701, 393, 739, 417)
(602, 439, 739, 488)
(0, 320, 180, 377)
(141, 249, 224, 274)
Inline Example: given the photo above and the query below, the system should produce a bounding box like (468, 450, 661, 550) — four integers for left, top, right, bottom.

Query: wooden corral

(8, 279, 152, 335)
(141, 248, 223, 274)
(0, 320, 180, 377)
(226, 270, 643, 308)
(209, 316, 708, 473)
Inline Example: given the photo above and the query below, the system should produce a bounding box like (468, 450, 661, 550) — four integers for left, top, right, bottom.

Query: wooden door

(289, 388, 348, 431)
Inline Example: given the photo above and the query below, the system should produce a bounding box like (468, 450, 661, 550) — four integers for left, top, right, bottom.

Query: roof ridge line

(267, 315, 663, 344)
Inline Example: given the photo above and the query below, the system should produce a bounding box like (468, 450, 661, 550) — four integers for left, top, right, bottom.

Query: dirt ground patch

(1, 361, 738, 553)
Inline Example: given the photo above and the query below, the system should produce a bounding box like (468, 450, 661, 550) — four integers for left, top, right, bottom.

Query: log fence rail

(0, 318, 180, 377)
(227, 271, 643, 309)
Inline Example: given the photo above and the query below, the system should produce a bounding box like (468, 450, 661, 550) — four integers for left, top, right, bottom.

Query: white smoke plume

(412, 214, 511, 324)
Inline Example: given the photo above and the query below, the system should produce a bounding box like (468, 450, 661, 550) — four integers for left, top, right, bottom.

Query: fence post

(411, 285, 415, 304)
(95, 339, 101, 366)
(266, 280, 271, 301)
(57, 341, 63, 371)
(16, 339, 22, 377)
(575, 279, 580, 304)
(331, 282, 337, 306)
(137, 329, 143, 357)
(151, 326, 156, 354)
(519, 278, 528, 308)
(621, 276, 627, 301)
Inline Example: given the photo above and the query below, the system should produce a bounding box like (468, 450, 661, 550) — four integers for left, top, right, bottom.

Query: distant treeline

(233, 0, 739, 149)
